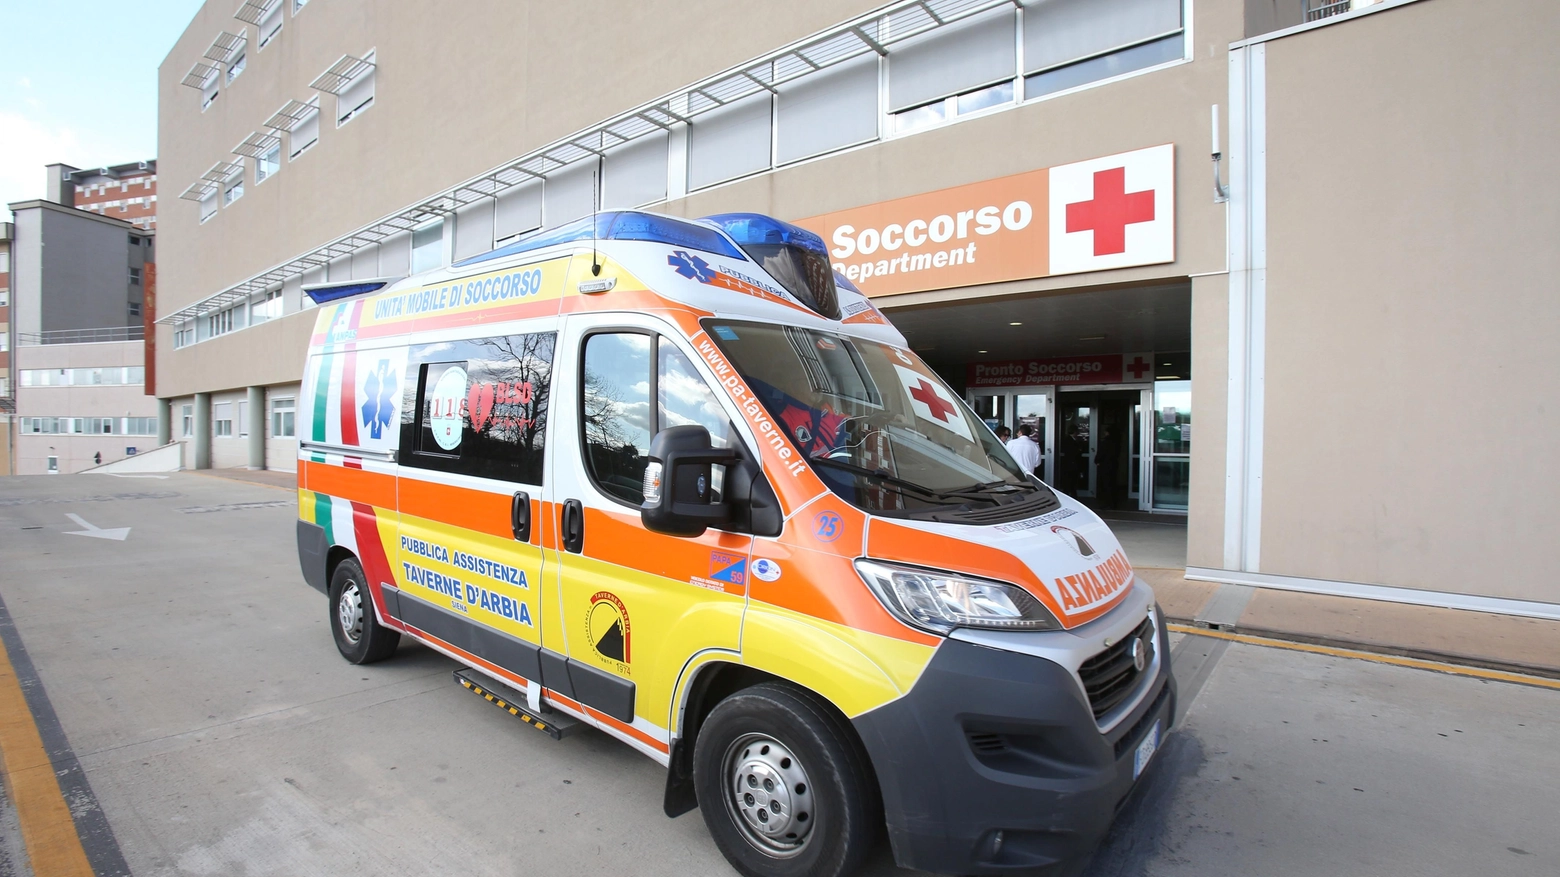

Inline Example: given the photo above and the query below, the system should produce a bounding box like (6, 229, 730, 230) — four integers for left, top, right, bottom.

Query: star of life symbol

(668, 250, 716, 282)
(361, 359, 398, 440)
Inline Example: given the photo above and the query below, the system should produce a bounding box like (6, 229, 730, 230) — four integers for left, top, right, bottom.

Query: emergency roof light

(455, 211, 747, 269)
(302, 279, 395, 305)
(699, 213, 842, 320)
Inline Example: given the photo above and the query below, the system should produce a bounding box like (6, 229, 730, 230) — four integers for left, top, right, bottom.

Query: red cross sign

(1065, 167, 1156, 256)
(909, 379, 956, 422)
(1048, 144, 1175, 276)
(1126, 356, 1151, 380)
(894, 364, 973, 441)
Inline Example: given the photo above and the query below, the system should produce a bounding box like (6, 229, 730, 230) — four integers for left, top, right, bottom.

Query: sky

(0, 0, 207, 208)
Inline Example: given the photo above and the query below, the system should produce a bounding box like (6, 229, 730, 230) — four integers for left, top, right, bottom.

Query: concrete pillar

(156, 398, 172, 446)
(247, 386, 266, 470)
(193, 392, 211, 469)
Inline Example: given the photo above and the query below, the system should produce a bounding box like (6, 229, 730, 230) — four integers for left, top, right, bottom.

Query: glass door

(967, 389, 1054, 483)
(1150, 380, 1192, 511)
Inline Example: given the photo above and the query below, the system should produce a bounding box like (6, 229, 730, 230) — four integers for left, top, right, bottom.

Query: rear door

(392, 328, 557, 691)
(544, 312, 750, 746)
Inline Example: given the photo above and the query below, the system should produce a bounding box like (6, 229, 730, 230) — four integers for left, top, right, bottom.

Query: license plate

(1133, 721, 1161, 779)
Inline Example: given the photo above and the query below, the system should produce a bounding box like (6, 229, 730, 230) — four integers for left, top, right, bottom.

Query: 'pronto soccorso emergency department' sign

(795, 144, 1175, 297)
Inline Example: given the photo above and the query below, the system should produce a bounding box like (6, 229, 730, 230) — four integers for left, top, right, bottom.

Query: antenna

(591, 156, 603, 276)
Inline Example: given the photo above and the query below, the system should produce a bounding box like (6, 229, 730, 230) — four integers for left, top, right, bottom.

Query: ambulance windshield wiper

(807, 455, 994, 505)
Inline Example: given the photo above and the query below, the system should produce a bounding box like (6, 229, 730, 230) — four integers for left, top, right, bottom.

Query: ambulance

(295, 210, 1174, 877)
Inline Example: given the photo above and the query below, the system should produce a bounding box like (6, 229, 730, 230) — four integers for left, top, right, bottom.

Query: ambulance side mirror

(641, 425, 737, 538)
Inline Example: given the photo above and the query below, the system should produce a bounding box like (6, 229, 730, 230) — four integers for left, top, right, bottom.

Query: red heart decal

(467, 382, 495, 432)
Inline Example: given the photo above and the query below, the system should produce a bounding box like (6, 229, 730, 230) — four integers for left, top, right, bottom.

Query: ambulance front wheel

(694, 682, 880, 877)
(329, 557, 400, 664)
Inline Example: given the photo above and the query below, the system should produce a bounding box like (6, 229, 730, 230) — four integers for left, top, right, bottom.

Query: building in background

(0, 222, 12, 473)
(152, 0, 1560, 620)
(6, 163, 158, 474)
(56, 161, 159, 231)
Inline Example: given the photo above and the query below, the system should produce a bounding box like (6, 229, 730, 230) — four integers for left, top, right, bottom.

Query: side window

(582, 332, 654, 504)
(582, 332, 736, 506)
(402, 333, 555, 484)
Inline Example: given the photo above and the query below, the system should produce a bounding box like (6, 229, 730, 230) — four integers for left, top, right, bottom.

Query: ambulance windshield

(706, 321, 1057, 520)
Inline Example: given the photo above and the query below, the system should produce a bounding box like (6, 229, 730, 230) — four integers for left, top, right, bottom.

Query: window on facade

(601, 131, 668, 209)
(1, 250, 9, 272)
(200, 190, 218, 224)
(227, 49, 247, 82)
(129, 267, 142, 286)
(271, 397, 296, 438)
(1021, 0, 1184, 99)
(410, 220, 444, 273)
(293, 0, 308, 12)
(581, 332, 735, 506)
(687, 92, 773, 191)
(252, 288, 283, 323)
(175, 324, 195, 348)
(224, 167, 245, 205)
(259, 2, 283, 48)
(889, 9, 1016, 134)
(201, 75, 219, 111)
(182, 404, 194, 437)
(208, 306, 240, 338)
(128, 302, 142, 318)
(238, 400, 250, 437)
(256, 144, 280, 183)
(336, 54, 376, 127)
(289, 102, 320, 160)
(775, 53, 879, 165)
(404, 333, 555, 485)
(214, 402, 234, 437)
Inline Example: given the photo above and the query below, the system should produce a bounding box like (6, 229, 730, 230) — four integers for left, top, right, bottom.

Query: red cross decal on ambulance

(1049, 144, 1175, 276)
(894, 364, 972, 441)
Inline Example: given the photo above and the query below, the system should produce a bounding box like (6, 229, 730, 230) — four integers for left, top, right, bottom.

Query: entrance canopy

(881, 282, 1192, 513)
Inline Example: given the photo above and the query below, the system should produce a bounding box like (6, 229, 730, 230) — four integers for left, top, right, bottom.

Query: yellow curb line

(0, 630, 96, 876)
(1167, 623, 1560, 691)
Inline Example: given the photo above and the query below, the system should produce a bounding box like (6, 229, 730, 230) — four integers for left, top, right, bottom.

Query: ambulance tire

(329, 557, 400, 664)
(694, 682, 879, 877)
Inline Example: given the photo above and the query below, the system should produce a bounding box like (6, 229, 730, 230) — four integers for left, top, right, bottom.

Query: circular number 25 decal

(813, 510, 843, 543)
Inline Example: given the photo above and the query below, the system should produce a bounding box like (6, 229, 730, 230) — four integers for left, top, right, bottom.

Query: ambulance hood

(865, 492, 1135, 630)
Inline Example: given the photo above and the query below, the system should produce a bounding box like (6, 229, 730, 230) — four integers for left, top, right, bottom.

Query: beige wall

(1257, 0, 1560, 601)
(1187, 272, 1228, 568)
(13, 340, 158, 474)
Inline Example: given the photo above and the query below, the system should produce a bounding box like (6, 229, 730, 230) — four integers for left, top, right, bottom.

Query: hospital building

(153, 0, 1559, 617)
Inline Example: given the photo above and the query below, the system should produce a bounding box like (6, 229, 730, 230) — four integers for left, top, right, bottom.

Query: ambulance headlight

(643, 462, 664, 504)
(855, 559, 1061, 634)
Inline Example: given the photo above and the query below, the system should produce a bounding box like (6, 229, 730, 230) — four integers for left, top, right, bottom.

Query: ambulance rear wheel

(694, 682, 879, 877)
(329, 557, 399, 664)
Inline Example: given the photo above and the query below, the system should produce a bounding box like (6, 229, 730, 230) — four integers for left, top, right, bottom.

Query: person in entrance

(1005, 423, 1041, 477)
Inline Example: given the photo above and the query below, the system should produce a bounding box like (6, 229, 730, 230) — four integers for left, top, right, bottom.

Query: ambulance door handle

(561, 499, 585, 554)
(511, 491, 531, 543)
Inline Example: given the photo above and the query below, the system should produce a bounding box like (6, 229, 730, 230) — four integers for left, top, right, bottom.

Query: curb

(1164, 615, 1560, 683)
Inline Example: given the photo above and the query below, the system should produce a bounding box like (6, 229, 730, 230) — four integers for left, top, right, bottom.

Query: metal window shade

(602, 131, 668, 209)
(776, 53, 879, 165)
(495, 180, 543, 241)
(182, 62, 221, 89)
(543, 162, 596, 227)
(1021, 0, 1182, 74)
(887, 8, 1015, 112)
(202, 162, 242, 184)
(453, 200, 495, 261)
(179, 180, 219, 202)
(233, 131, 281, 159)
(233, 0, 278, 25)
(311, 54, 375, 95)
(205, 31, 246, 64)
(264, 100, 314, 132)
(687, 92, 772, 190)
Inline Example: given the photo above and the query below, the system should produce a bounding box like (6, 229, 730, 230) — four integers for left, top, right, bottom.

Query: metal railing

(17, 326, 145, 345)
(1305, 0, 1353, 21)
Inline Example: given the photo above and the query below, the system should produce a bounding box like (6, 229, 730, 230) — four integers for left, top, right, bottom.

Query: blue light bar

(454, 211, 746, 269)
(303, 280, 391, 304)
(699, 213, 829, 256)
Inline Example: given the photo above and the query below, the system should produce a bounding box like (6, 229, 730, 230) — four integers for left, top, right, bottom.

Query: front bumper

(852, 609, 1175, 875)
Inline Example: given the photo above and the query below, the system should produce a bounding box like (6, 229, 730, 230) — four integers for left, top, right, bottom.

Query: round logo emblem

(1049, 525, 1098, 558)
(586, 591, 631, 669)
(794, 425, 813, 445)
(751, 558, 782, 582)
(813, 510, 843, 542)
(1130, 637, 1147, 673)
(429, 366, 469, 451)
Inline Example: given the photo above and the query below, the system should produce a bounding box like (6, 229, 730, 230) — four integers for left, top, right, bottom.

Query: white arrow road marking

(64, 513, 132, 541)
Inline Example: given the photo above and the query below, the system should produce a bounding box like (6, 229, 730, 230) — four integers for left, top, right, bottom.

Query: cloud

(0, 111, 132, 208)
